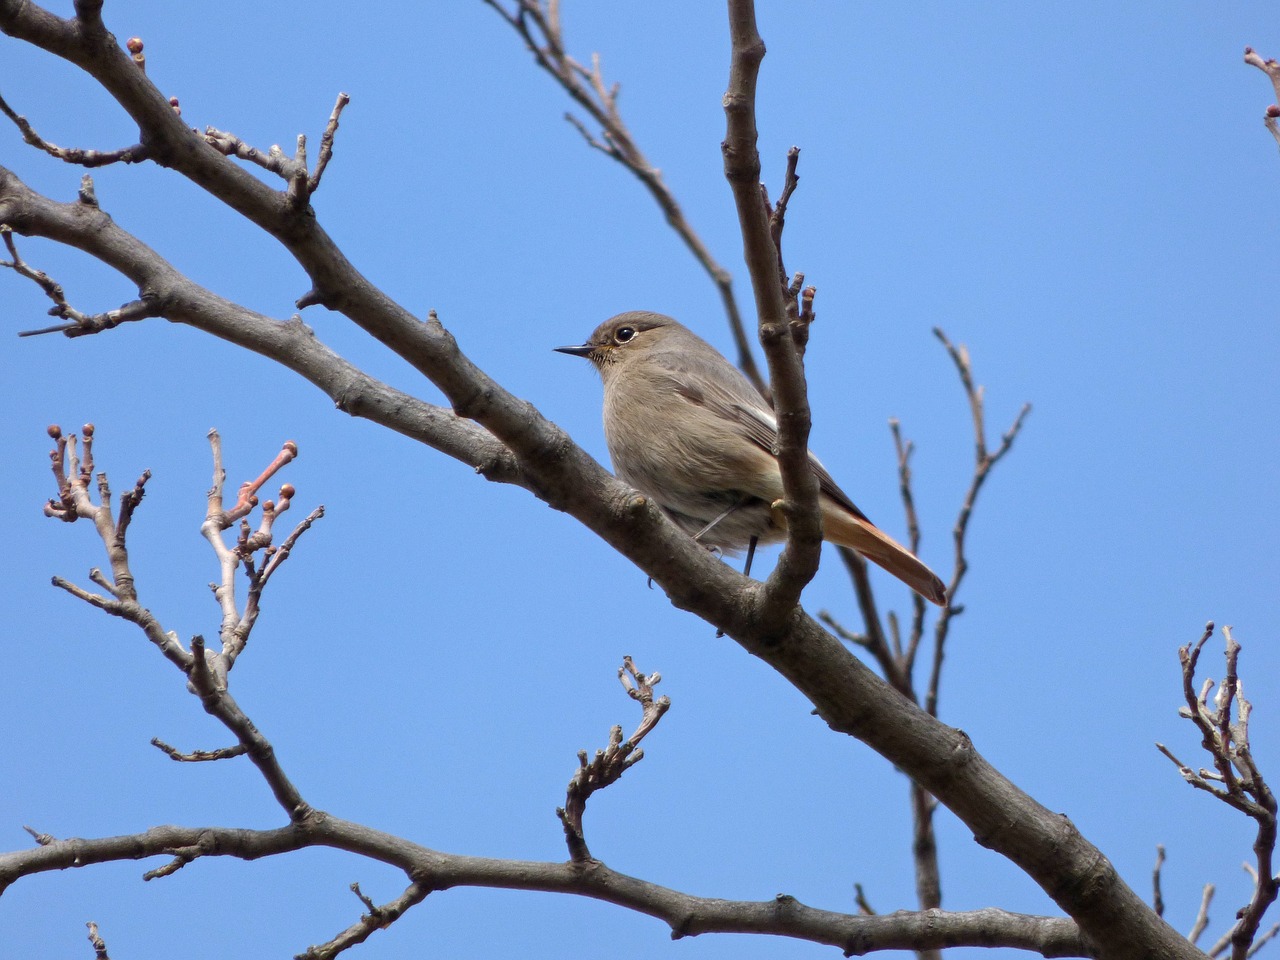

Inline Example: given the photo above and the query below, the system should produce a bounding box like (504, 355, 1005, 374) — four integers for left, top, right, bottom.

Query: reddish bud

(280, 483, 296, 499)
(47, 425, 62, 439)
(1246, 46, 1255, 55)
(82, 423, 95, 436)
(126, 37, 144, 53)
(1267, 105, 1280, 118)
(283, 441, 298, 457)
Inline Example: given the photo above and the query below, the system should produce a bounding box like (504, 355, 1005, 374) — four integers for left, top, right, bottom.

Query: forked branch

(927, 328, 1031, 715)
(298, 881, 430, 960)
(558, 657, 670, 861)
(0, 90, 148, 167)
(40, 427, 318, 821)
(2, 224, 160, 337)
(1156, 623, 1278, 959)
(204, 92, 350, 205)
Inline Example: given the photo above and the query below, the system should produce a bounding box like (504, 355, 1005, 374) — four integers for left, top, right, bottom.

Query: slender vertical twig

(483, 0, 766, 395)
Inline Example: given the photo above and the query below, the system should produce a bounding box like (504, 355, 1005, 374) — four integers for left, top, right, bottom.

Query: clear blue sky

(2, 3, 1278, 958)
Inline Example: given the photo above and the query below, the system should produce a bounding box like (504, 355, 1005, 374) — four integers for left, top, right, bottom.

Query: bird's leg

(742, 536, 758, 578)
(692, 497, 748, 544)
(696, 499, 752, 583)
(713, 532, 759, 639)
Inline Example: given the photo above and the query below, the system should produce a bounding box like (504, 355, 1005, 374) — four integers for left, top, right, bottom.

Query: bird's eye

(615, 326, 636, 344)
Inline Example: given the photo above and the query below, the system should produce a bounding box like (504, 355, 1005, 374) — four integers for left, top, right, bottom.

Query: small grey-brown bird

(556, 311, 947, 606)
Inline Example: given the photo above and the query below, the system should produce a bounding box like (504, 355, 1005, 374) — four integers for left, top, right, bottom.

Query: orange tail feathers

(820, 503, 947, 606)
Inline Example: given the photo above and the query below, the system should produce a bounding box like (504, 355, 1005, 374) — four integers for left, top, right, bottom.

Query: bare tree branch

(824, 336, 1028, 936)
(889, 419, 930, 678)
(0, 168, 523, 485)
(1153, 845, 1167, 917)
(1247, 922, 1280, 958)
(20, 428, 1093, 956)
(1190, 883, 1215, 944)
(40, 428, 315, 819)
(558, 658, 670, 861)
(203, 92, 348, 202)
(722, 0, 823, 629)
(85, 921, 110, 960)
(1, 224, 154, 335)
(0, 817, 1088, 955)
(1158, 624, 1278, 959)
(151, 738, 249, 763)
(928, 328, 1031, 717)
(0, 3, 1215, 956)
(298, 881, 430, 960)
(0, 90, 147, 167)
(1243, 48, 1280, 154)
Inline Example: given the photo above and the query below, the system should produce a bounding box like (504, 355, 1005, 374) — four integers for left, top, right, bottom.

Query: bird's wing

(672, 375, 872, 524)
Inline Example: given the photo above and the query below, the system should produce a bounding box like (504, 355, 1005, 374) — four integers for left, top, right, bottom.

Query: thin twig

(836, 546, 897, 684)
(1189, 884, 1215, 945)
(1244, 48, 1280, 154)
(198, 437, 313, 679)
(1153, 845, 1166, 917)
(40, 426, 192, 670)
(557, 658, 670, 861)
(23, 825, 56, 846)
(768, 146, 801, 294)
(0, 91, 147, 166)
(853, 883, 876, 916)
(206, 93, 348, 203)
(85, 921, 110, 960)
(928, 328, 1030, 717)
(1247, 922, 1280, 958)
(297, 880, 430, 960)
(889, 419, 929, 677)
(308, 93, 351, 194)
(483, 0, 765, 395)
(151, 738, 249, 762)
(2, 226, 161, 337)
(1161, 624, 1279, 959)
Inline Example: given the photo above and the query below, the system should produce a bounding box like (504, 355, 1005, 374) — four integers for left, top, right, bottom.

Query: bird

(556, 311, 947, 606)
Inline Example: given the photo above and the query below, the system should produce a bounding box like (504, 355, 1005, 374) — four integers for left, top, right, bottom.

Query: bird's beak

(554, 343, 594, 358)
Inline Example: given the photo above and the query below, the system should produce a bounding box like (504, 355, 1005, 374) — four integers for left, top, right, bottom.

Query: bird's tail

(820, 504, 947, 606)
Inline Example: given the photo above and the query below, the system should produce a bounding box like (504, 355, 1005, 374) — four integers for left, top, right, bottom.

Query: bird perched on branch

(557, 311, 946, 606)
